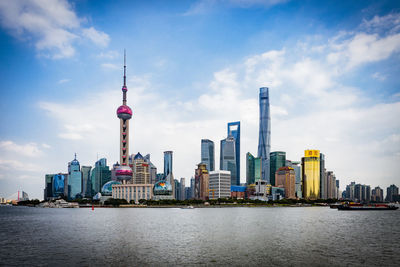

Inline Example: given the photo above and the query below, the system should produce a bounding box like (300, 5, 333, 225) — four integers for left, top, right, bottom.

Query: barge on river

(338, 203, 398, 210)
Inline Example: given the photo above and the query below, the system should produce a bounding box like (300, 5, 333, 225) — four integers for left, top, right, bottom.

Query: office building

(386, 184, 399, 202)
(164, 151, 175, 198)
(246, 152, 261, 185)
(326, 171, 336, 199)
(144, 154, 157, 184)
(302, 150, 320, 200)
(220, 135, 237, 186)
(195, 163, 209, 200)
(174, 179, 181, 200)
(201, 139, 215, 172)
(287, 160, 302, 198)
(67, 154, 82, 200)
(371, 186, 384, 202)
(231, 186, 246, 199)
(91, 158, 111, 197)
(209, 170, 231, 199)
(44, 174, 54, 200)
(180, 178, 186, 201)
(227, 121, 240, 185)
(345, 182, 356, 200)
(257, 87, 271, 183)
(190, 177, 195, 199)
(275, 166, 296, 199)
(132, 153, 150, 184)
(270, 151, 286, 186)
(320, 153, 327, 199)
(53, 174, 65, 198)
(81, 166, 92, 198)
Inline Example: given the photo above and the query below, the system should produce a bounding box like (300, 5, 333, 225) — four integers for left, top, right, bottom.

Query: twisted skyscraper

(257, 87, 271, 183)
(115, 52, 133, 183)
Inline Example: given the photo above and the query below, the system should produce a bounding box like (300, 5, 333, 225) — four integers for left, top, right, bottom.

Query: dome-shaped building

(101, 180, 122, 196)
(153, 180, 173, 196)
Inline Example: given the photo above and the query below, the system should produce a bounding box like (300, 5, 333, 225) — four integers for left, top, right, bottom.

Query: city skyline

(0, 1, 400, 199)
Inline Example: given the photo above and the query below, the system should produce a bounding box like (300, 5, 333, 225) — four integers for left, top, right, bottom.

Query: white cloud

(0, 141, 43, 157)
(34, 13, 400, 193)
(58, 78, 70, 84)
(0, 0, 110, 58)
(0, 159, 41, 172)
(372, 72, 387, 81)
(184, 0, 288, 15)
(82, 27, 110, 47)
(97, 50, 119, 59)
(101, 63, 119, 70)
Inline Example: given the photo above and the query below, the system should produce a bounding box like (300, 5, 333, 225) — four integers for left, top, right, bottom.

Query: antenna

(123, 49, 126, 87)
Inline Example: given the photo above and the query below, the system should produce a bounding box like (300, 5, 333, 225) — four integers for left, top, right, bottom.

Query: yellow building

(302, 150, 320, 199)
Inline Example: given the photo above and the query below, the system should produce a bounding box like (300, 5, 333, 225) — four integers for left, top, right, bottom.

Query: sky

(0, 0, 399, 200)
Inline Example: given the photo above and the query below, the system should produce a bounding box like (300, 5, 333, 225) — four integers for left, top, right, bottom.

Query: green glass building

(246, 152, 261, 185)
(90, 158, 111, 197)
(270, 151, 286, 186)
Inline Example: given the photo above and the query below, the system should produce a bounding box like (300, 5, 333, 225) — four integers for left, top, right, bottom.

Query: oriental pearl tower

(115, 51, 133, 184)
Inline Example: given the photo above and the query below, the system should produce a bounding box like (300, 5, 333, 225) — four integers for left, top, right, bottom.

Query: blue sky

(0, 0, 399, 200)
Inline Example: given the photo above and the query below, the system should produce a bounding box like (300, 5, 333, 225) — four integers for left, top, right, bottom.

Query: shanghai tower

(257, 87, 271, 183)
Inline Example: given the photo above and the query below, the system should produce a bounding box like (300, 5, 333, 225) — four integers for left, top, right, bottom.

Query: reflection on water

(0, 206, 399, 266)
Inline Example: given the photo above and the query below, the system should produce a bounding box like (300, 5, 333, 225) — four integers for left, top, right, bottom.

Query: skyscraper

(67, 153, 82, 200)
(246, 152, 261, 185)
(81, 166, 92, 198)
(386, 184, 399, 202)
(257, 87, 271, 183)
(227, 121, 240, 184)
(275, 166, 296, 199)
(91, 158, 111, 196)
(270, 151, 286, 186)
(201, 139, 215, 172)
(302, 150, 320, 200)
(209, 170, 231, 199)
(195, 163, 209, 200)
(320, 153, 327, 199)
(220, 135, 237, 186)
(132, 153, 150, 184)
(164, 151, 175, 198)
(115, 52, 133, 183)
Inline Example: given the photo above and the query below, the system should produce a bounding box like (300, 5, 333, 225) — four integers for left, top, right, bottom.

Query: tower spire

(123, 49, 126, 87)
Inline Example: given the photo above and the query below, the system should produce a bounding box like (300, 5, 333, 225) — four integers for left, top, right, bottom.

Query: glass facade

(44, 174, 54, 200)
(227, 121, 240, 185)
(53, 174, 65, 197)
(68, 156, 82, 200)
(81, 166, 92, 198)
(257, 87, 271, 183)
(220, 136, 237, 186)
(302, 150, 320, 200)
(270, 151, 286, 186)
(91, 158, 111, 197)
(246, 152, 261, 185)
(201, 139, 215, 172)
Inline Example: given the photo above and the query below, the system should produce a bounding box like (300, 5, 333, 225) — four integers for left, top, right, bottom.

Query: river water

(0, 206, 399, 266)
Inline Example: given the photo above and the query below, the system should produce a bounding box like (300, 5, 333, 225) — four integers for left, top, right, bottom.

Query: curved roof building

(153, 180, 173, 195)
(101, 180, 122, 196)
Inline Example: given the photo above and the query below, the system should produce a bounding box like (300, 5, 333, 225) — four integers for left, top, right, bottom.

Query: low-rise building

(112, 183, 153, 204)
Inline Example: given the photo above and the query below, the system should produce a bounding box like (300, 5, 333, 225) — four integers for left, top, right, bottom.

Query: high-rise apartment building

(201, 139, 215, 172)
(275, 166, 296, 199)
(320, 153, 327, 199)
(257, 87, 271, 183)
(144, 154, 157, 184)
(386, 184, 399, 202)
(68, 154, 82, 200)
(246, 152, 261, 185)
(209, 170, 231, 199)
(220, 135, 237, 186)
(227, 121, 240, 185)
(270, 151, 286, 186)
(195, 163, 209, 200)
(302, 150, 320, 200)
(326, 171, 336, 199)
(354, 184, 371, 203)
(81, 166, 92, 198)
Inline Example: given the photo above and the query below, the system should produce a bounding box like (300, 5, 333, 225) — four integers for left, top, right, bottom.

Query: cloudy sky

(0, 0, 399, 200)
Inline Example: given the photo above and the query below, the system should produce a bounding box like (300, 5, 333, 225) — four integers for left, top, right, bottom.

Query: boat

(181, 205, 194, 209)
(338, 203, 398, 210)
